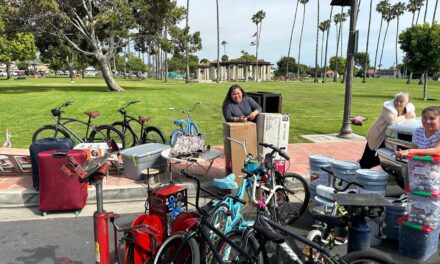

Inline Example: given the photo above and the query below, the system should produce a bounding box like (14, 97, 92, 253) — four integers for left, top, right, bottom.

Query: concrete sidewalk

(0, 137, 366, 220)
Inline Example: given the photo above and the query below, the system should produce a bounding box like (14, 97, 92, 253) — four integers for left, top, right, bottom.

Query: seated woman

(396, 106, 440, 158)
(222, 84, 262, 122)
(359, 92, 416, 168)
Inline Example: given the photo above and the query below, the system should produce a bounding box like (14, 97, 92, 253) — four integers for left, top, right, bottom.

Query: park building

(194, 60, 273, 83)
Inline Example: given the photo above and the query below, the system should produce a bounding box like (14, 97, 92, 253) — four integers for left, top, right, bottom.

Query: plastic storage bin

(407, 154, 440, 196)
(399, 222, 440, 261)
(121, 143, 170, 180)
(407, 193, 440, 229)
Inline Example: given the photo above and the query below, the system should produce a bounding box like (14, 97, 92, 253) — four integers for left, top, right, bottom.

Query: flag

(250, 41, 256, 46)
(252, 32, 257, 38)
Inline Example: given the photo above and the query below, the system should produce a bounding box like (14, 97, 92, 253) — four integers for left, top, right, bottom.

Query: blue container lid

(309, 155, 334, 164)
(331, 160, 360, 170)
(356, 169, 389, 182)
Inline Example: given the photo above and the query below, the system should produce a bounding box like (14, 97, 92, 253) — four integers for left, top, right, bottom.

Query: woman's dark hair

(222, 84, 246, 112)
(422, 106, 440, 116)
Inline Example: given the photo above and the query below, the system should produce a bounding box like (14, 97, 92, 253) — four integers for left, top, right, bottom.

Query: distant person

(396, 106, 440, 159)
(359, 92, 416, 168)
(222, 84, 262, 122)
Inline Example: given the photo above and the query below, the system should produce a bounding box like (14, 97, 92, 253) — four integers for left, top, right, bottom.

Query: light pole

(331, 0, 358, 139)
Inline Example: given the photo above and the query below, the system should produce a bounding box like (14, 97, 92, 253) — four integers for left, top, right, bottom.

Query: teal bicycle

(169, 102, 201, 146)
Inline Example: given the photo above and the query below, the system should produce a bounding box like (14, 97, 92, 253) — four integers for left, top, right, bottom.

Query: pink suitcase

(38, 149, 88, 215)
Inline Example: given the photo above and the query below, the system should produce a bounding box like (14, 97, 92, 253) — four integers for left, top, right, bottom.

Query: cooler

(121, 143, 170, 180)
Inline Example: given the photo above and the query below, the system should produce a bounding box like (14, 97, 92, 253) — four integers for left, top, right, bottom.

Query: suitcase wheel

(74, 210, 81, 216)
(41, 211, 47, 216)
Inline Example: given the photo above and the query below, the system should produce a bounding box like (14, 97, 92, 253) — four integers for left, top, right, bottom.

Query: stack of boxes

(399, 154, 440, 261)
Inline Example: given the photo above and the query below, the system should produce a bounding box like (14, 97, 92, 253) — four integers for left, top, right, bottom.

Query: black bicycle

(111, 100, 166, 147)
(32, 101, 126, 149)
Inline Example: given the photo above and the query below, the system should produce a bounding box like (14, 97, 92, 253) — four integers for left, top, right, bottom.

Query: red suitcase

(38, 149, 88, 215)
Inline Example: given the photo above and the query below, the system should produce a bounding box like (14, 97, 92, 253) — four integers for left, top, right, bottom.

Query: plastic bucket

(348, 220, 370, 253)
(366, 218, 382, 246)
(384, 199, 407, 240)
(331, 160, 360, 189)
(309, 155, 335, 186)
(356, 169, 389, 195)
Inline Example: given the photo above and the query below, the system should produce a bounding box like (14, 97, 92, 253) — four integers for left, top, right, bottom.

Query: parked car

(377, 118, 422, 188)
(0, 70, 4, 77)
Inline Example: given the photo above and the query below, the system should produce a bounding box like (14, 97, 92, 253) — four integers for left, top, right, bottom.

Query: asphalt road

(0, 204, 439, 263)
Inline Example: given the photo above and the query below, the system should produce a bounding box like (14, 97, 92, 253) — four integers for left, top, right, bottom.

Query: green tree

(319, 19, 330, 78)
(16, 61, 30, 71)
(251, 10, 266, 81)
(354, 52, 370, 75)
(399, 23, 440, 100)
(0, 32, 36, 79)
(230, 50, 257, 62)
(221, 54, 229, 62)
(329, 56, 345, 76)
(276, 56, 297, 76)
(168, 53, 199, 73)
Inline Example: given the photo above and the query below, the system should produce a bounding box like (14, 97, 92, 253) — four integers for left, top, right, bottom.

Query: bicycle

(111, 100, 166, 147)
(216, 169, 396, 264)
(153, 170, 265, 264)
(32, 101, 126, 149)
(169, 102, 202, 146)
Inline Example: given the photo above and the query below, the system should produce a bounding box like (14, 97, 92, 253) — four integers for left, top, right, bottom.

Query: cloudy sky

(176, 0, 437, 69)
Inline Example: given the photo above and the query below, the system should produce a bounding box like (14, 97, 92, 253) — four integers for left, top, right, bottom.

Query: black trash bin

(247, 91, 282, 113)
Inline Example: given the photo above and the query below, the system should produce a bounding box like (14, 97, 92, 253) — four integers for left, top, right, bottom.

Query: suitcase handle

(52, 152, 68, 158)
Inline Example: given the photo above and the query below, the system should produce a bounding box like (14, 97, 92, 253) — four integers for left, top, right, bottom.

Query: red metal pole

(94, 212, 110, 264)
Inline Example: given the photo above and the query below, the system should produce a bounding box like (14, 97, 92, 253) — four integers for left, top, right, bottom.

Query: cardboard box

(256, 113, 290, 158)
(223, 122, 257, 184)
(73, 143, 108, 160)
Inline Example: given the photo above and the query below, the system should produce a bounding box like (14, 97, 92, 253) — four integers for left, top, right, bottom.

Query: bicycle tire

(214, 230, 264, 264)
(170, 129, 185, 146)
(143, 126, 166, 144)
(275, 172, 310, 224)
(303, 229, 331, 264)
(153, 232, 200, 264)
(189, 123, 200, 135)
(32, 125, 71, 143)
(112, 121, 138, 147)
(205, 204, 230, 263)
(341, 248, 396, 264)
(89, 125, 126, 150)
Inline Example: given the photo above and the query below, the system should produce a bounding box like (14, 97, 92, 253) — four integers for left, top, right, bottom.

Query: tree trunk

(424, 0, 429, 23)
(185, 0, 190, 83)
(433, 0, 439, 24)
(297, 3, 306, 77)
(334, 21, 342, 82)
(395, 16, 400, 78)
(216, 0, 220, 83)
(6, 62, 11, 80)
(407, 72, 413, 84)
(314, 0, 320, 83)
(378, 22, 390, 74)
(286, 0, 300, 78)
(373, 19, 383, 78)
(423, 71, 428, 101)
(323, 6, 333, 83)
(320, 31, 325, 78)
(363, 0, 373, 83)
(97, 55, 124, 92)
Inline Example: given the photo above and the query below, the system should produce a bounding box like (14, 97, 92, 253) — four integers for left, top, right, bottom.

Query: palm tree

(251, 10, 266, 82)
(433, 0, 439, 24)
(319, 19, 330, 77)
(424, 0, 429, 23)
(416, 0, 425, 23)
(333, 9, 344, 82)
(340, 10, 349, 83)
(216, 0, 220, 83)
(297, 0, 309, 77)
(363, 0, 374, 83)
(373, 0, 390, 78)
(378, 6, 395, 74)
(393, 2, 406, 78)
(323, 7, 333, 83)
(286, 0, 300, 77)
(406, 0, 424, 83)
(314, 0, 320, 83)
(221, 40, 228, 55)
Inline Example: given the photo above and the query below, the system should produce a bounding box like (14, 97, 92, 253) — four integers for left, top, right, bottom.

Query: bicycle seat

(213, 174, 238, 190)
(84, 111, 100, 118)
(254, 216, 285, 243)
(311, 212, 347, 228)
(139, 115, 150, 123)
(174, 119, 186, 125)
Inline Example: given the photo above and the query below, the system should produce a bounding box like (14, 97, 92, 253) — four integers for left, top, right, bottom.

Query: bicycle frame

(170, 102, 201, 138)
(54, 116, 96, 142)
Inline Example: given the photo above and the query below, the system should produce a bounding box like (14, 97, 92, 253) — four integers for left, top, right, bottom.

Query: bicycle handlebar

(118, 100, 140, 113)
(259, 143, 290, 160)
(320, 165, 365, 191)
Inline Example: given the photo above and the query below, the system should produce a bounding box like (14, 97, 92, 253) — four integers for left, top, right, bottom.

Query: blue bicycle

(169, 102, 201, 146)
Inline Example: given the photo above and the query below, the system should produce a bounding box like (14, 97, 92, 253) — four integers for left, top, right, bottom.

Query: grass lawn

(0, 76, 438, 148)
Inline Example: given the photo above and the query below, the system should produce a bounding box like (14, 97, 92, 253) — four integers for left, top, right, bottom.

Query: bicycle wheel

(89, 125, 126, 150)
(275, 172, 310, 224)
(143, 126, 166, 144)
(154, 232, 200, 264)
(206, 204, 230, 263)
(189, 123, 200, 135)
(170, 130, 185, 146)
(32, 125, 70, 143)
(112, 121, 138, 147)
(302, 229, 332, 264)
(214, 230, 264, 264)
(341, 248, 395, 264)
